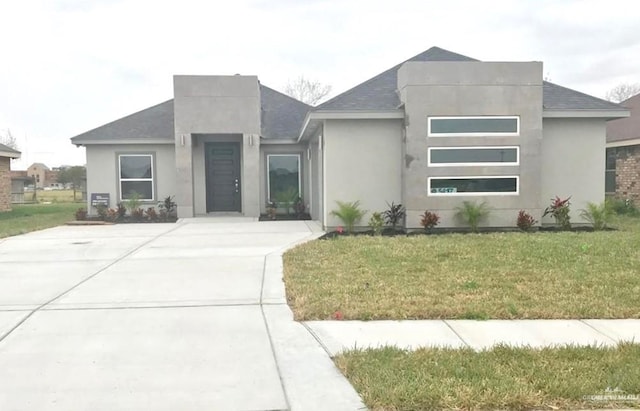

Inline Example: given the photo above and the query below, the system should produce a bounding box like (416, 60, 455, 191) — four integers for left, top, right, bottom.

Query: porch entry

(205, 142, 241, 212)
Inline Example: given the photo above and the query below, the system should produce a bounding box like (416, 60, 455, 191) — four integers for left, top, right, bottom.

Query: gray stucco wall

(173, 75, 261, 217)
(323, 119, 403, 228)
(398, 61, 543, 229)
(84, 144, 176, 213)
(309, 131, 323, 221)
(541, 118, 606, 224)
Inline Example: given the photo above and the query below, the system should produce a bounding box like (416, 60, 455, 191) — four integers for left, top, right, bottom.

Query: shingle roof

(607, 93, 640, 143)
(0, 143, 20, 157)
(542, 81, 623, 111)
(260, 84, 311, 139)
(71, 100, 175, 143)
(317, 47, 477, 111)
(316, 46, 624, 113)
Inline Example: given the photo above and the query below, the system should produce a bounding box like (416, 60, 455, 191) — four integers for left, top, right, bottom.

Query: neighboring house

(10, 170, 30, 204)
(71, 46, 628, 229)
(606, 93, 640, 202)
(0, 143, 21, 212)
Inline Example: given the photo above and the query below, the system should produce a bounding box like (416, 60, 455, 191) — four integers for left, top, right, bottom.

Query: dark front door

(205, 143, 241, 212)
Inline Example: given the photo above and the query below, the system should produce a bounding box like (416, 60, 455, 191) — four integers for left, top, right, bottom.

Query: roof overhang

(543, 109, 630, 119)
(71, 138, 175, 146)
(297, 110, 404, 142)
(607, 138, 640, 148)
(260, 138, 300, 145)
(0, 150, 20, 159)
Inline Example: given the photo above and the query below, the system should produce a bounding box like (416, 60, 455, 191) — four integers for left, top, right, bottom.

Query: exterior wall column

(242, 133, 260, 217)
(175, 133, 194, 218)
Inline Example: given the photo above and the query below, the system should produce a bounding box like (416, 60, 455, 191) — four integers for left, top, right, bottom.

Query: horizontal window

(428, 116, 519, 136)
(119, 154, 154, 201)
(428, 176, 519, 196)
(429, 147, 519, 166)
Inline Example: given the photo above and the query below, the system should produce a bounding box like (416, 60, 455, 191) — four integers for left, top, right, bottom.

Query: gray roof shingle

(260, 84, 311, 139)
(0, 143, 20, 157)
(542, 81, 623, 111)
(317, 47, 477, 111)
(71, 100, 175, 143)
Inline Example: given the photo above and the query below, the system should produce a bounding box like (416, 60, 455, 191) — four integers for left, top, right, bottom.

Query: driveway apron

(0, 220, 364, 411)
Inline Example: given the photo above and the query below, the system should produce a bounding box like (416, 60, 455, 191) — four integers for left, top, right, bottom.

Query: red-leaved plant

(516, 210, 537, 232)
(420, 210, 440, 232)
(543, 196, 572, 230)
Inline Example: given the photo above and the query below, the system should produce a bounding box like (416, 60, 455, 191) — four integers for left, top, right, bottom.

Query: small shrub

(516, 210, 537, 232)
(266, 200, 277, 220)
(274, 187, 298, 215)
(580, 201, 613, 230)
(131, 208, 145, 221)
(607, 197, 639, 216)
(293, 197, 306, 218)
(145, 207, 158, 222)
(383, 202, 406, 231)
(419, 210, 440, 232)
(116, 202, 127, 219)
(543, 196, 571, 230)
(454, 201, 491, 233)
(75, 208, 87, 221)
(95, 204, 108, 220)
(106, 208, 118, 222)
(159, 195, 177, 219)
(125, 192, 141, 214)
(330, 200, 366, 233)
(368, 212, 385, 236)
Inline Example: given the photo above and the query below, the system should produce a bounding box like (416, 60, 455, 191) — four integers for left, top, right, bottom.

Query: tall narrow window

(268, 154, 301, 203)
(605, 148, 616, 195)
(119, 154, 154, 200)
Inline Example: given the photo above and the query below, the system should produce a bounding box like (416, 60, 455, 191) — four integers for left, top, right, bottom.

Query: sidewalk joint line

(259, 254, 292, 411)
(443, 320, 471, 348)
(301, 322, 334, 357)
(0, 224, 183, 344)
(579, 319, 619, 344)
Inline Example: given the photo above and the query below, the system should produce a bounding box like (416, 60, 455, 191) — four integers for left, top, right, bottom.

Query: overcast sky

(1, 0, 639, 169)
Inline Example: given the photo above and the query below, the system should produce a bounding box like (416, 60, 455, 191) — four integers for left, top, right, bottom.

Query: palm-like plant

(331, 200, 366, 233)
(580, 201, 613, 230)
(454, 201, 491, 233)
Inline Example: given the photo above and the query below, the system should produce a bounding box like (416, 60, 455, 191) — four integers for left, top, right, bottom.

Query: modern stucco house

(71, 46, 628, 229)
(606, 92, 640, 202)
(0, 143, 21, 212)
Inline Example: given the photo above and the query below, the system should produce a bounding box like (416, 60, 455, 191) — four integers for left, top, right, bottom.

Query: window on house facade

(428, 147, 519, 166)
(605, 148, 616, 194)
(119, 154, 154, 200)
(267, 154, 300, 203)
(429, 176, 519, 195)
(428, 116, 519, 137)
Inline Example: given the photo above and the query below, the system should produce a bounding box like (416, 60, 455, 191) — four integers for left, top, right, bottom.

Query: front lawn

(0, 203, 79, 238)
(283, 216, 640, 320)
(336, 343, 640, 410)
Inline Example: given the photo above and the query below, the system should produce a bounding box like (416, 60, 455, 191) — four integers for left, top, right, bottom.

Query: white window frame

(428, 146, 520, 167)
(266, 154, 302, 201)
(118, 154, 154, 201)
(428, 116, 520, 137)
(428, 175, 520, 196)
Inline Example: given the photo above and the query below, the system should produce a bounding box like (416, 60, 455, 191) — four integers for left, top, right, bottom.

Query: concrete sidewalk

(305, 319, 640, 355)
(0, 219, 365, 411)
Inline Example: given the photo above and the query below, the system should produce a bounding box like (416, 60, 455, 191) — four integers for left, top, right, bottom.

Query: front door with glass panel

(205, 143, 241, 212)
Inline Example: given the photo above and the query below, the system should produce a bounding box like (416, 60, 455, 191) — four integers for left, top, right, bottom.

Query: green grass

(284, 216, 640, 320)
(0, 203, 79, 238)
(336, 343, 640, 410)
(28, 189, 82, 203)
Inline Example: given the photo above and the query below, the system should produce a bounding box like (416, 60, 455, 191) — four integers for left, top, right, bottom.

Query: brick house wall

(0, 157, 11, 212)
(614, 145, 640, 202)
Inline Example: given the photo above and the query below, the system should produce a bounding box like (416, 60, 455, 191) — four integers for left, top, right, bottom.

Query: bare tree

(605, 83, 640, 103)
(284, 76, 332, 106)
(0, 129, 18, 150)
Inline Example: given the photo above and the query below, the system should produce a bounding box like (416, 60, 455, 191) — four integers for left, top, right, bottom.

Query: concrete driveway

(0, 219, 364, 411)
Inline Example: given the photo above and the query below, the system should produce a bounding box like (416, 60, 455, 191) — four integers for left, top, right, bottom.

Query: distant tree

(0, 129, 18, 150)
(284, 76, 332, 105)
(605, 83, 640, 103)
(58, 166, 86, 201)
